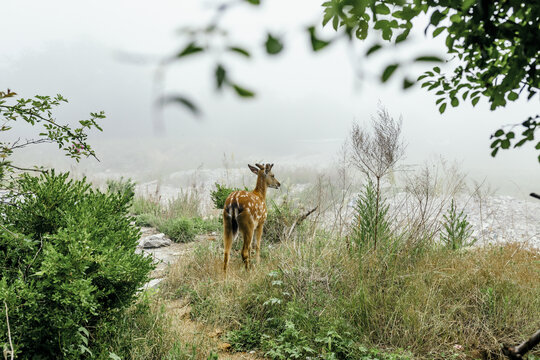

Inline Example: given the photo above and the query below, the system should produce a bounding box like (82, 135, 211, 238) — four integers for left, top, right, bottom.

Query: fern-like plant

(440, 199, 476, 250)
(351, 180, 390, 250)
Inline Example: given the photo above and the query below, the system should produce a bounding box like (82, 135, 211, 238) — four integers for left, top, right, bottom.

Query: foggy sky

(2, 0, 539, 195)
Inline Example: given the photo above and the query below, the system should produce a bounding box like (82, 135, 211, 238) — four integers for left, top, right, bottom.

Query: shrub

(191, 217, 221, 234)
(210, 183, 245, 209)
(264, 198, 304, 243)
(159, 217, 197, 243)
(106, 177, 135, 203)
(0, 172, 153, 358)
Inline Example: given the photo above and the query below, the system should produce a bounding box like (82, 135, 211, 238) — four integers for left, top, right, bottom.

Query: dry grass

(160, 236, 540, 359)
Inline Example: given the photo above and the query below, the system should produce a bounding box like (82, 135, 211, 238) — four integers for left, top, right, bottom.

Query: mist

(2, 0, 539, 197)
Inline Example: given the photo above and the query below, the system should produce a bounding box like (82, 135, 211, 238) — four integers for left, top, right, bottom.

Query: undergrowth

(161, 236, 540, 359)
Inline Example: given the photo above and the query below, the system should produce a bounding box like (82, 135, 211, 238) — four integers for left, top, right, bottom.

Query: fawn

(223, 163, 280, 273)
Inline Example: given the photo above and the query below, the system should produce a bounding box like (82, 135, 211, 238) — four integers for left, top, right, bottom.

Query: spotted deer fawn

(223, 163, 280, 273)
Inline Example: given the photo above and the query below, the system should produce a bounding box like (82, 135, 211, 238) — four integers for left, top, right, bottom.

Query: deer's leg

(255, 223, 264, 265)
(241, 226, 254, 270)
(223, 215, 234, 274)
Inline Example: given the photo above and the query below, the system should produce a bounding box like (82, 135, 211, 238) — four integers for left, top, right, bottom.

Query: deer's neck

(253, 174, 267, 202)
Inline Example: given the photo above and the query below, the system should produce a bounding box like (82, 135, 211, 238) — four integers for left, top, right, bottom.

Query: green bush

(210, 183, 245, 209)
(159, 217, 197, 243)
(0, 172, 153, 358)
(264, 198, 305, 243)
(191, 217, 221, 234)
(106, 177, 135, 203)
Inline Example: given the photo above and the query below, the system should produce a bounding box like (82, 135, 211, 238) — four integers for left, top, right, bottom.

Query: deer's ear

(248, 164, 259, 175)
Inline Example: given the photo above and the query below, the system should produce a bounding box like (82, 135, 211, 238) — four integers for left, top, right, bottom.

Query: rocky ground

(136, 227, 263, 359)
(136, 227, 217, 290)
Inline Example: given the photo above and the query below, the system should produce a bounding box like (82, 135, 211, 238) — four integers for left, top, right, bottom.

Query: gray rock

(144, 278, 164, 289)
(139, 233, 172, 248)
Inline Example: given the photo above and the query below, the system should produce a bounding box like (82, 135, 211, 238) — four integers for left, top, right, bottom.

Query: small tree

(352, 179, 391, 250)
(349, 105, 405, 249)
(440, 199, 476, 250)
(0, 89, 104, 183)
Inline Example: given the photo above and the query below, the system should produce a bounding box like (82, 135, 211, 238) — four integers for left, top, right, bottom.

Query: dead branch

(285, 206, 318, 241)
(530, 193, 540, 200)
(3, 301, 14, 360)
(502, 329, 540, 359)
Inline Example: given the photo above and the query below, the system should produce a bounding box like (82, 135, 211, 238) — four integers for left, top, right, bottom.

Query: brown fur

(223, 163, 280, 273)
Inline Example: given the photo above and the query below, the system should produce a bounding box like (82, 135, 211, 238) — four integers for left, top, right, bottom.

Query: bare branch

(3, 301, 14, 360)
(502, 330, 540, 359)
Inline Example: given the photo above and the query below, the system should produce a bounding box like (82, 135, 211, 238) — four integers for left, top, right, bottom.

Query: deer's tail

(225, 203, 243, 235)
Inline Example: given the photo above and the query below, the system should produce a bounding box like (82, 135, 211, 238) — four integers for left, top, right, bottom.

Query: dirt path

(137, 227, 262, 360)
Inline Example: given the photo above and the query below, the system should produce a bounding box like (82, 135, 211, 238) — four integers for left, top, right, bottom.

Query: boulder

(139, 233, 172, 248)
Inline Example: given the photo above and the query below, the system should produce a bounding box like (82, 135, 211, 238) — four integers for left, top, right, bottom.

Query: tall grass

(161, 235, 540, 359)
(120, 161, 538, 359)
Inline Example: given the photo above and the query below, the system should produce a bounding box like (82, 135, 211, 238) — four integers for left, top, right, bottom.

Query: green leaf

(177, 42, 204, 58)
(395, 29, 410, 43)
(506, 132, 515, 139)
(430, 10, 446, 26)
(414, 55, 444, 62)
(501, 139, 510, 149)
(507, 91, 518, 101)
(536, 141, 540, 150)
(515, 138, 527, 147)
(491, 147, 499, 157)
(403, 78, 415, 89)
(245, 0, 260, 4)
(366, 44, 383, 56)
(356, 20, 369, 39)
(162, 95, 201, 116)
(462, 0, 476, 10)
(375, 3, 390, 15)
(433, 27, 446, 37)
(451, 97, 459, 107)
(228, 47, 251, 58)
(215, 64, 227, 90)
(109, 353, 122, 360)
(439, 103, 447, 114)
(308, 26, 331, 51)
(494, 129, 504, 137)
(232, 84, 255, 98)
(450, 14, 462, 23)
(265, 34, 284, 55)
(472, 97, 480, 106)
(381, 64, 399, 82)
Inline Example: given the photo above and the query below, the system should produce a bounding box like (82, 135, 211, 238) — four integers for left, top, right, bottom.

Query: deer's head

(248, 163, 280, 189)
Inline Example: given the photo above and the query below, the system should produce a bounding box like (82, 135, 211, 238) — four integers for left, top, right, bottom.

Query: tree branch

(3, 301, 14, 360)
(502, 330, 540, 359)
